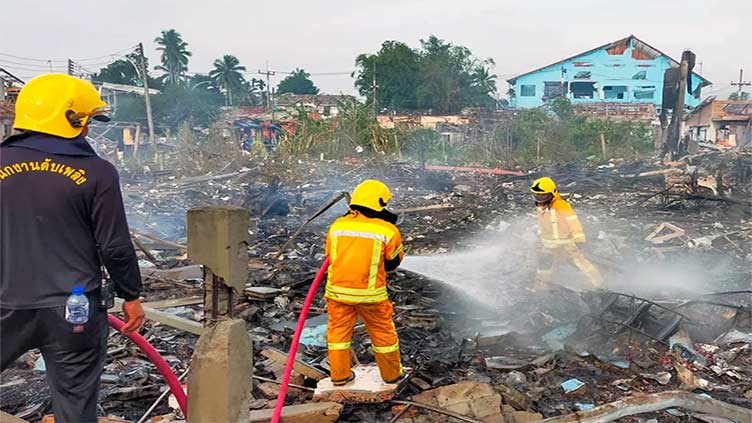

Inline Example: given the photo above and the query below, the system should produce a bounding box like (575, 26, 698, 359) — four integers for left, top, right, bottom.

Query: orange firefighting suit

(536, 194, 603, 288)
(324, 210, 405, 383)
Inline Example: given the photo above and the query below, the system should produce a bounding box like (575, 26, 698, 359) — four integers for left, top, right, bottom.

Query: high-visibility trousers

(326, 298, 402, 383)
(537, 244, 604, 288)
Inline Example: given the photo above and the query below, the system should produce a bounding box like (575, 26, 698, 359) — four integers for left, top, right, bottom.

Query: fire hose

(108, 314, 188, 418)
(270, 258, 330, 423)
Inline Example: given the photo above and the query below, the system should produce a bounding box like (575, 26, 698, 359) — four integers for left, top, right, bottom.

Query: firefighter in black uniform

(0, 74, 145, 423)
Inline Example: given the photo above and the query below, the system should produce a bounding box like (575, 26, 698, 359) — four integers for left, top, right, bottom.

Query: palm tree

(471, 65, 497, 96)
(154, 29, 191, 85)
(209, 55, 247, 106)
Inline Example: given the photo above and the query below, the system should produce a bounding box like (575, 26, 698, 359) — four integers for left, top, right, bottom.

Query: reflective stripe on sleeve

(388, 244, 403, 260)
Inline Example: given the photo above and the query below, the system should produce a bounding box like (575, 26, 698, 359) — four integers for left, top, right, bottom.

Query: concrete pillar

(187, 319, 253, 423)
(187, 206, 250, 322)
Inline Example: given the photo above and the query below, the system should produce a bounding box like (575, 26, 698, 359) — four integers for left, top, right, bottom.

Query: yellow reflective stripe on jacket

(372, 342, 400, 354)
(330, 221, 396, 243)
(330, 229, 387, 243)
(542, 239, 575, 247)
(328, 341, 351, 350)
(388, 244, 403, 260)
(325, 287, 388, 303)
(326, 284, 387, 296)
(550, 209, 560, 240)
(368, 240, 382, 290)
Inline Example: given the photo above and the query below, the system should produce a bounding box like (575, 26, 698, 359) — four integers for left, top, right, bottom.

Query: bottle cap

(72, 286, 84, 296)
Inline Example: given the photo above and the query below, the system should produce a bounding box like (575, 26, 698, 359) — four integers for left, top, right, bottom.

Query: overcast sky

(1, 0, 749, 99)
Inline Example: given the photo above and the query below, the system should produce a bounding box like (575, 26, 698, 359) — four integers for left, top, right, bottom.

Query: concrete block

(187, 319, 252, 423)
(248, 402, 343, 423)
(187, 206, 249, 291)
(408, 380, 504, 423)
(313, 364, 406, 404)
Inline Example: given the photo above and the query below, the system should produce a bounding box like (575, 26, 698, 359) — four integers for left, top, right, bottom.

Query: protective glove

(122, 299, 145, 334)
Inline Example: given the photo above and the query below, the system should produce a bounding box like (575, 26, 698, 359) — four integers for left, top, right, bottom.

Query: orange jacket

(536, 194, 586, 248)
(325, 211, 404, 303)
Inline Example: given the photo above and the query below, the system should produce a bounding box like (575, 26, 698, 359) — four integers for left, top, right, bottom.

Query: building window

(543, 82, 565, 100)
(634, 86, 656, 99)
(632, 70, 647, 80)
(520, 85, 536, 97)
(570, 82, 595, 99)
(698, 128, 708, 142)
(603, 86, 628, 100)
(574, 71, 592, 79)
(323, 106, 331, 116)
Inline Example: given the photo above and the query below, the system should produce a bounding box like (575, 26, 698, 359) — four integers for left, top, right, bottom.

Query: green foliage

(278, 99, 398, 158)
(209, 54, 247, 106)
(505, 99, 655, 165)
(353, 35, 497, 113)
(355, 41, 420, 110)
(277, 68, 320, 95)
(154, 29, 191, 85)
(152, 84, 224, 129)
(92, 53, 162, 89)
(91, 59, 139, 86)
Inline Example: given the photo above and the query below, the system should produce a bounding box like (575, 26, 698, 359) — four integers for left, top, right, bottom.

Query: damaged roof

(507, 35, 712, 86)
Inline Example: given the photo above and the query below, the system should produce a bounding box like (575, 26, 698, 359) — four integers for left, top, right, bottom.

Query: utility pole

(67, 59, 75, 76)
(137, 43, 155, 145)
(730, 69, 751, 96)
(372, 60, 377, 117)
(258, 62, 275, 110)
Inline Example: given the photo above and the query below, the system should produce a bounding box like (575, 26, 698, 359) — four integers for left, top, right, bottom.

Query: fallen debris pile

(2, 150, 751, 422)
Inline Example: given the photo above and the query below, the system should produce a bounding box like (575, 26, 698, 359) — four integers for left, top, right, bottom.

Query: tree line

(92, 29, 500, 130)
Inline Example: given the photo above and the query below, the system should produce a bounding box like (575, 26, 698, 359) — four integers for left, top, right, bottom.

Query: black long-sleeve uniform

(0, 131, 143, 423)
(0, 131, 142, 307)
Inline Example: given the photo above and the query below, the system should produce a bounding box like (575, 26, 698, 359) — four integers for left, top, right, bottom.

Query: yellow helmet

(13, 74, 110, 139)
(350, 179, 392, 212)
(530, 177, 557, 194)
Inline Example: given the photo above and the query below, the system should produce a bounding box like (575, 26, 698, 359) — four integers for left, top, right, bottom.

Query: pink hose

(271, 258, 330, 423)
(108, 314, 188, 418)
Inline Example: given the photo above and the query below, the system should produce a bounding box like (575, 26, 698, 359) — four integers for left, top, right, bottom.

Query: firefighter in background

(531, 177, 604, 289)
(325, 180, 405, 385)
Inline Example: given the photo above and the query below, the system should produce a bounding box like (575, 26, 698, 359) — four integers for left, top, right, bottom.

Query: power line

(0, 62, 66, 73)
(73, 46, 139, 63)
(0, 45, 138, 66)
(0, 58, 64, 69)
(0, 52, 67, 63)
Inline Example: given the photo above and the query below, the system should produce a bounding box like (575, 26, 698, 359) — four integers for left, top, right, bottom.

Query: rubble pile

(2, 148, 751, 422)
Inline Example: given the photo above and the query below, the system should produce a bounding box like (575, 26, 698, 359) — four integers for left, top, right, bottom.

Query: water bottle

(65, 286, 89, 325)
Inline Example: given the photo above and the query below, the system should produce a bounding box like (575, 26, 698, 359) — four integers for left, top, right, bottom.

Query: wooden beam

(141, 296, 203, 309)
(261, 348, 327, 381)
(111, 298, 205, 335)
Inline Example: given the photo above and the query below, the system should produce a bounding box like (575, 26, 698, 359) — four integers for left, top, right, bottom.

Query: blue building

(507, 35, 711, 109)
